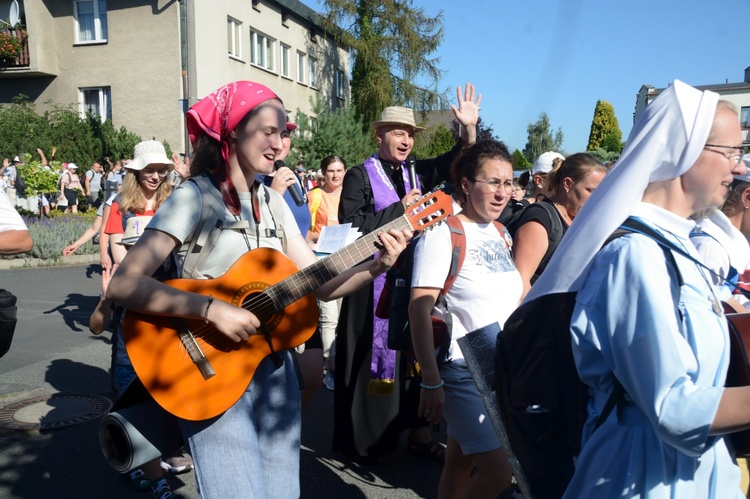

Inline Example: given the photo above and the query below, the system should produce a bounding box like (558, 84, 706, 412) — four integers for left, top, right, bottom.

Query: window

(742, 106, 750, 128)
(74, 0, 108, 43)
(227, 18, 242, 58)
(80, 87, 111, 122)
(335, 70, 347, 99)
(249, 29, 275, 72)
(280, 44, 291, 78)
(308, 57, 318, 88)
(296, 52, 306, 83)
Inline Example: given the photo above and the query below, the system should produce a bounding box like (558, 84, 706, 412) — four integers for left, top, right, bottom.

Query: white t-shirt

(412, 219, 522, 364)
(0, 190, 28, 232)
(149, 178, 301, 279)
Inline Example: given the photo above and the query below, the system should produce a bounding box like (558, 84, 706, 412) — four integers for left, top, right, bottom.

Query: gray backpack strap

(180, 178, 288, 278)
(180, 177, 227, 279)
(262, 186, 288, 253)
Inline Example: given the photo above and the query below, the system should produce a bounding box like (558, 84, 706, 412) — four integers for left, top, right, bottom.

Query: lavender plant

(2, 211, 99, 261)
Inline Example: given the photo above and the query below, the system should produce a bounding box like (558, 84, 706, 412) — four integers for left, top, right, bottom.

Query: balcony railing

(0, 29, 29, 68)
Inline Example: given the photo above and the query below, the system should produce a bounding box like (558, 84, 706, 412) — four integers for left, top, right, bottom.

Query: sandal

(407, 437, 446, 463)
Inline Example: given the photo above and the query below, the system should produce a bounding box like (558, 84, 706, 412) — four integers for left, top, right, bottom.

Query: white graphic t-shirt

(412, 220, 523, 364)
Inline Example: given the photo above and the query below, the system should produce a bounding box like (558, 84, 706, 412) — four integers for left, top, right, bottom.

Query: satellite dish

(9, 0, 19, 28)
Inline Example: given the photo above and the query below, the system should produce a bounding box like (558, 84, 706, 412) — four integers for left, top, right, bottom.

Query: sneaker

(151, 477, 174, 499)
(323, 371, 335, 391)
(126, 468, 152, 492)
(160, 450, 194, 475)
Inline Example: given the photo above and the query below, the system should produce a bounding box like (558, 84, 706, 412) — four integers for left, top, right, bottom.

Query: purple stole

(362, 154, 419, 394)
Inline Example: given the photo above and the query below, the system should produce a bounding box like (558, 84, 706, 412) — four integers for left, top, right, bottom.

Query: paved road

(0, 263, 443, 498)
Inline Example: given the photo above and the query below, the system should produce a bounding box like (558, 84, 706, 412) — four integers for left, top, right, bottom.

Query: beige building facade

(0, 0, 350, 155)
(634, 66, 750, 146)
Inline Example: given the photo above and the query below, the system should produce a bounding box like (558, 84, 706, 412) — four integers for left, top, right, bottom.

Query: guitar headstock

(404, 190, 453, 232)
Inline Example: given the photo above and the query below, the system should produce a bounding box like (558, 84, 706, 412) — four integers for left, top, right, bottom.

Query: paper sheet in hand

(314, 223, 361, 254)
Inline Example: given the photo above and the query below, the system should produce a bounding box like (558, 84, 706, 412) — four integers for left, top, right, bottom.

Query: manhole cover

(0, 392, 113, 430)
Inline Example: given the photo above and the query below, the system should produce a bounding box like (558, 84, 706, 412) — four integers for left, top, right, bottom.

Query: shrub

(0, 95, 171, 181)
(1, 211, 99, 262)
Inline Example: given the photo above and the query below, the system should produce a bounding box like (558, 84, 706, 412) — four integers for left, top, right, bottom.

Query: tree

(599, 132, 624, 155)
(0, 94, 165, 179)
(317, 0, 446, 128)
(586, 100, 622, 152)
(289, 98, 373, 169)
(512, 149, 531, 170)
(449, 116, 496, 143)
(412, 123, 454, 160)
(587, 147, 620, 165)
(522, 113, 564, 163)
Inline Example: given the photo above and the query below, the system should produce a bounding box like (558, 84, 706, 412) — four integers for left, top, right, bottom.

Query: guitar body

(724, 313, 750, 456)
(124, 248, 318, 421)
(122, 189, 453, 421)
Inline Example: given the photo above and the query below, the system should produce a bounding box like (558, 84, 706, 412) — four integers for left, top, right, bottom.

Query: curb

(0, 253, 100, 271)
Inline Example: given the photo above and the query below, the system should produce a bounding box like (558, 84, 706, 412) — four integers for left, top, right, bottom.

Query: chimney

(745, 65, 750, 83)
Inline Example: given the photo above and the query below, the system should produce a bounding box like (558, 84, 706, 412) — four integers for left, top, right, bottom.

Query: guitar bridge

(176, 322, 216, 381)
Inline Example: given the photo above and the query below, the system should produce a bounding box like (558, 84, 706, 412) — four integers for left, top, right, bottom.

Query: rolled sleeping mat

(99, 399, 183, 473)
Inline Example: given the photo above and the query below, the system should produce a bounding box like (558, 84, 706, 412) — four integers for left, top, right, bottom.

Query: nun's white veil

(524, 80, 719, 303)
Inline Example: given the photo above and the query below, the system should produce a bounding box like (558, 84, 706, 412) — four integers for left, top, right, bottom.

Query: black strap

(593, 217, 684, 431)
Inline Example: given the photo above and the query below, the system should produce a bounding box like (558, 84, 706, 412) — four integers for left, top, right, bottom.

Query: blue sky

(299, 0, 750, 155)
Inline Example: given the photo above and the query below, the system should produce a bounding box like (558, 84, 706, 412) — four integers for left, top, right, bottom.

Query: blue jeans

(114, 363, 137, 397)
(179, 352, 301, 498)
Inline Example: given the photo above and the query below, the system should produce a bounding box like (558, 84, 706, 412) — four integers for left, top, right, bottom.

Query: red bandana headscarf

(186, 81, 281, 216)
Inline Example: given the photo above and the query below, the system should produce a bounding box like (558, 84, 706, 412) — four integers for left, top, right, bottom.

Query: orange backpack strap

(443, 216, 467, 296)
(492, 220, 513, 251)
(443, 217, 512, 296)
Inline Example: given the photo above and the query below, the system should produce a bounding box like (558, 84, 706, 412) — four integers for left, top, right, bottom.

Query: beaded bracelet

(204, 295, 214, 324)
(420, 380, 444, 390)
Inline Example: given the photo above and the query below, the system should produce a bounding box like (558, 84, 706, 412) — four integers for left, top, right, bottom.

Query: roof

(647, 81, 750, 97)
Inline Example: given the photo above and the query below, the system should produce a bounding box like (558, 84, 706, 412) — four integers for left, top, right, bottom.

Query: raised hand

(450, 82, 482, 130)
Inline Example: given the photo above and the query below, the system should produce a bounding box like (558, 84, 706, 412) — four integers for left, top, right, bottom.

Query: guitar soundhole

(236, 282, 283, 332)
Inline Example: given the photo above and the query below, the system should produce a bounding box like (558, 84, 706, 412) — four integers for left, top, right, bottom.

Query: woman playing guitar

(107, 81, 412, 498)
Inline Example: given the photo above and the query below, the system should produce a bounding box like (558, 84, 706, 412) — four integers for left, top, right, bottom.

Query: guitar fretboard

(263, 217, 406, 312)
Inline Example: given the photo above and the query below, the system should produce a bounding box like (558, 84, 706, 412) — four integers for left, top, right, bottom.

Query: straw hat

(117, 216, 153, 246)
(127, 140, 174, 172)
(371, 106, 425, 132)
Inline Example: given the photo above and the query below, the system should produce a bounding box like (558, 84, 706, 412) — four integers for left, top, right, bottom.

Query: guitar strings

(173, 227, 389, 344)
(168, 198, 447, 344)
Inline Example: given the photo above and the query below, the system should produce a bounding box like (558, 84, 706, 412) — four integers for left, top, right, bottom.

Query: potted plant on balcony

(0, 30, 23, 66)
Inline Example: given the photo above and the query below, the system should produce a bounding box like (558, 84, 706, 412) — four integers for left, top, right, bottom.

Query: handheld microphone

(274, 160, 305, 207)
(406, 156, 418, 191)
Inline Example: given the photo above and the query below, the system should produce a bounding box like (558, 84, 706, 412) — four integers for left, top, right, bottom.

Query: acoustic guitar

(123, 190, 452, 421)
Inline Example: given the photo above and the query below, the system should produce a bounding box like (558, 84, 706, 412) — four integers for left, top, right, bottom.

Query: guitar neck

(264, 216, 408, 310)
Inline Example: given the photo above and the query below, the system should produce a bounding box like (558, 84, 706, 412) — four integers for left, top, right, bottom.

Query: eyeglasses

(704, 144, 745, 165)
(470, 178, 514, 193)
(141, 168, 170, 178)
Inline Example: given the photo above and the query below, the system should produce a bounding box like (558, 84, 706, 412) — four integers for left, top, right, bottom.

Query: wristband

(420, 380, 444, 390)
(203, 295, 214, 324)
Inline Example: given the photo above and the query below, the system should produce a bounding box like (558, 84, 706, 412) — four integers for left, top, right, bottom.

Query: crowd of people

(5, 75, 750, 498)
